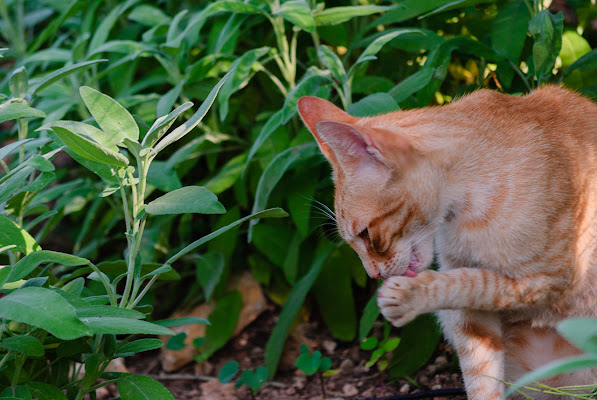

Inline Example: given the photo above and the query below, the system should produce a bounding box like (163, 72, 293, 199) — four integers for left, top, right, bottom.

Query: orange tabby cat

(298, 86, 597, 399)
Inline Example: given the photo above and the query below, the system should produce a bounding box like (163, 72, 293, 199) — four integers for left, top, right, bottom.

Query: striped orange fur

(298, 86, 597, 399)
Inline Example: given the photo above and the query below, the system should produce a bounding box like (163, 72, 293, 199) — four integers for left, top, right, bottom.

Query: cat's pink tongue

(404, 268, 417, 277)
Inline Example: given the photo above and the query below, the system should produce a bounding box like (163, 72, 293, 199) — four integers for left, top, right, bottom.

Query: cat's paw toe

(377, 276, 420, 327)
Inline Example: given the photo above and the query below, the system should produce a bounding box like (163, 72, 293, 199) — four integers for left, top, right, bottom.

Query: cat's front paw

(377, 275, 424, 327)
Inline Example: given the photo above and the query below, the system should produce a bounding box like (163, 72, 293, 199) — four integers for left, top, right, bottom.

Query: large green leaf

(244, 109, 283, 170)
(312, 246, 357, 341)
(80, 317, 174, 335)
(29, 59, 107, 96)
(318, 45, 346, 84)
(506, 354, 597, 397)
(142, 102, 193, 148)
(117, 375, 175, 400)
(528, 10, 564, 82)
(145, 186, 226, 215)
(49, 126, 129, 167)
(24, 382, 68, 400)
(153, 69, 233, 154)
(557, 318, 597, 353)
(389, 314, 441, 377)
(6, 250, 89, 284)
(45, 121, 119, 152)
(249, 143, 319, 241)
(201, 290, 242, 360)
(274, 0, 314, 33)
(566, 49, 597, 74)
(219, 47, 270, 121)
(0, 103, 46, 124)
(0, 335, 44, 357)
(10, 66, 28, 99)
(165, 208, 288, 266)
(347, 93, 399, 117)
(314, 5, 388, 26)
(75, 306, 145, 319)
(80, 86, 139, 144)
(359, 290, 380, 341)
(0, 215, 41, 257)
(117, 339, 164, 356)
(265, 242, 335, 378)
(0, 287, 92, 340)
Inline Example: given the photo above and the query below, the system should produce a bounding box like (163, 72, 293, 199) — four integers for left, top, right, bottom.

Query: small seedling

(218, 360, 239, 383)
(294, 344, 338, 397)
(361, 321, 401, 372)
(235, 365, 267, 400)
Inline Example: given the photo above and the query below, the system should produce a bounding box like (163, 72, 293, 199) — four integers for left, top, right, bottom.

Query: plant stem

(318, 372, 327, 398)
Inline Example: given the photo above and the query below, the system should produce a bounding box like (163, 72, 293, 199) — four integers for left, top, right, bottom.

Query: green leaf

(294, 349, 321, 375)
(566, 49, 597, 74)
(117, 375, 175, 400)
(389, 314, 441, 377)
(49, 126, 129, 167)
(314, 5, 388, 26)
(359, 290, 380, 341)
(557, 318, 597, 353)
(0, 386, 32, 400)
(274, 0, 314, 33)
(80, 86, 139, 144)
(0, 336, 44, 357)
(506, 354, 597, 397)
(201, 291, 243, 359)
(218, 361, 239, 384)
(142, 102, 193, 147)
(0, 287, 92, 340)
(62, 277, 85, 296)
(0, 139, 34, 161)
(24, 382, 68, 400)
(196, 252, 225, 301)
(528, 10, 564, 82)
(0, 103, 46, 124)
(153, 317, 210, 327)
(10, 66, 28, 99)
(153, 69, 233, 154)
(80, 317, 174, 335)
(76, 306, 145, 319)
(48, 121, 119, 153)
(165, 332, 186, 350)
(312, 246, 357, 341)
(388, 68, 435, 104)
(384, 337, 401, 352)
(265, 241, 335, 378)
(156, 81, 184, 120)
(203, 154, 246, 195)
(145, 186, 226, 215)
(165, 208, 288, 266)
(348, 29, 424, 78)
(89, 0, 139, 52)
(0, 215, 41, 259)
(29, 59, 107, 96)
(219, 47, 270, 121)
(117, 339, 164, 356)
(128, 4, 171, 26)
(249, 143, 319, 241)
(347, 93, 399, 117)
(318, 45, 346, 83)
(491, 0, 531, 63)
(244, 109, 283, 169)
(361, 337, 378, 351)
(239, 366, 267, 390)
(560, 31, 591, 68)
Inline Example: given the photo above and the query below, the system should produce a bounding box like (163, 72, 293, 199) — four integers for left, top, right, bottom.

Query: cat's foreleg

(377, 267, 567, 326)
(437, 309, 505, 400)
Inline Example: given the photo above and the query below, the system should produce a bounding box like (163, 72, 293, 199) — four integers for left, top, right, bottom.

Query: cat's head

(298, 96, 444, 279)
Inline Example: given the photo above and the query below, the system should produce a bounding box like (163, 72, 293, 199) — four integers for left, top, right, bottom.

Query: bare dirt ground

(97, 309, 466, 400)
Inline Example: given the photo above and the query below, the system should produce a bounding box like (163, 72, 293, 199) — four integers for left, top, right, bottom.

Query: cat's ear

(314, 120, 391, 174)
(297, 96, 357, 164)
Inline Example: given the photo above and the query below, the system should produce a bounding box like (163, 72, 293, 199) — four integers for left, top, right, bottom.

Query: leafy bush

(0, 0, 595, 396)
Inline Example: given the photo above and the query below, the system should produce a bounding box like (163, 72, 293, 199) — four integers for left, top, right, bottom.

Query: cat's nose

(372, 272, 382, 279)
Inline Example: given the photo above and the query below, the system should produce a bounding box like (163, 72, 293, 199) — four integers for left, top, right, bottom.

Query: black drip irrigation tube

(350, 388, 467, 400)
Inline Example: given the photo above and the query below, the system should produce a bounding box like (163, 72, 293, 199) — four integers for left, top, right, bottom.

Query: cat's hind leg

(437, 309, 505, 400)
